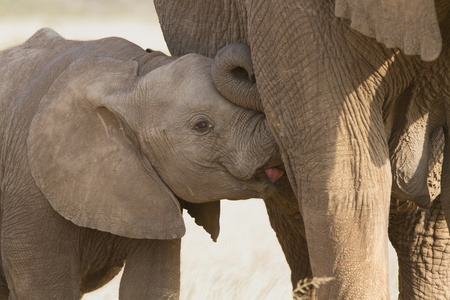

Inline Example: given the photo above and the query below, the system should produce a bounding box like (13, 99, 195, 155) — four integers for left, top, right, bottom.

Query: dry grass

(292, 277, 334, 300)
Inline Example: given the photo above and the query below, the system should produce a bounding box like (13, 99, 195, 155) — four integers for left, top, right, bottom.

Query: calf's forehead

(156, 55, 238, 111)
(167, 53, 213, 80)
(136, 53, 243, 122)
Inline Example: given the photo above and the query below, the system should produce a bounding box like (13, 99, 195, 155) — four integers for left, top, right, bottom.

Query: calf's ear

(27, 58, 185, 239)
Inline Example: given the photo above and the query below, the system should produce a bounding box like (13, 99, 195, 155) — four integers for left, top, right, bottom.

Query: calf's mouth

(264, 167, 285, 183)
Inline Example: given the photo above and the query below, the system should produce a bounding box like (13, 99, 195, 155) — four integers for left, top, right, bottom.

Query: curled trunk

(211, 43, 262, 112)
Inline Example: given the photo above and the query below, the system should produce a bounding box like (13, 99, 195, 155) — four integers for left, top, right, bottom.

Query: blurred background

(0, 0, 398, 299)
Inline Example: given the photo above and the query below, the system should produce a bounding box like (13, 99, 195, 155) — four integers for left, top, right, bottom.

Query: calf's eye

(194, 120, 213, 132)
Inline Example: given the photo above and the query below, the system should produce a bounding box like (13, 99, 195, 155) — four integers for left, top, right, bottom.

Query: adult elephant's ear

(27, 58, 185, 240)
(335, 0, 442, 61)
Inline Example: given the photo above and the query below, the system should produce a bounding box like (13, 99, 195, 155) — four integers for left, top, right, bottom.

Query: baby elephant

(0, 28, 283, 299)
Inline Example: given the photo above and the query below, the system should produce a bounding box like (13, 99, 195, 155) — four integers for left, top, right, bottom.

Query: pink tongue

(264, 168, 284, 183)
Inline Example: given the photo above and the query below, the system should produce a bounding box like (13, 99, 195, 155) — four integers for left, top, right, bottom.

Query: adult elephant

(154, 0, 450, 298)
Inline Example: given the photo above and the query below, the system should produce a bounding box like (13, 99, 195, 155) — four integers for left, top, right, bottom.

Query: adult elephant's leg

(263, 177, 313, 288)
(154, 0, 411, 297)
(389, 129, 450, 299)
(389, 197, 450, 299)
(248, 1, 397, 298)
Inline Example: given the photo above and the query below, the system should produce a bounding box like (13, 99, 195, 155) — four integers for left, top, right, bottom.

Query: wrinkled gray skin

(154, 1, 450, 298)
(0, 28, 281, 300)
(387, 46, 450, 298)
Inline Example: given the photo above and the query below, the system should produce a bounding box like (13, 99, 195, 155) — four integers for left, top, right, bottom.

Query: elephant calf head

(135, 49, 282, 203)
(25, 29, 283, 240)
